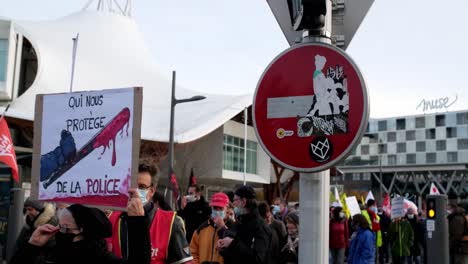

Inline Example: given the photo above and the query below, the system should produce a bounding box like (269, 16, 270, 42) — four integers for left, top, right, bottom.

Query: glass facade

(0, 39, 7, 82)
(223, 135, 257, 174)
(341, 110, 468, 166)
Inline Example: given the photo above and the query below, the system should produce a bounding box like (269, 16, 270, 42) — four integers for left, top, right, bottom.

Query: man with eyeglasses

(108, 162, 193, 264)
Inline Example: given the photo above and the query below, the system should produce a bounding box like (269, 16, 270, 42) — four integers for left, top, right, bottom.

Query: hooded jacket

(14, 203, 58, 254)
(190, 219, 224, 264)
(388, 219, 414, 257)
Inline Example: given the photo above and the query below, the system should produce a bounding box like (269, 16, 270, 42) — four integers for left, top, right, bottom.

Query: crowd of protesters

(9, 161, 468, 264)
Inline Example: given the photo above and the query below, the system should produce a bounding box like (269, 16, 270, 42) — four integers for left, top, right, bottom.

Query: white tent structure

(2, 10, 251, 143)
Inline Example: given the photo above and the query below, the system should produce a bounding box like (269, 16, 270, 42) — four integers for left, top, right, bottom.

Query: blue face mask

(211, 210, 226, 219)
(234, 206, 244, 216)
(272, 205, 281, 215)
(137, 188, 149, 204)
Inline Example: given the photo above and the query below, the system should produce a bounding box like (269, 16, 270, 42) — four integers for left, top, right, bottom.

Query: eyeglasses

(138, 184, 153, 190)
(59, 224, 81, 234)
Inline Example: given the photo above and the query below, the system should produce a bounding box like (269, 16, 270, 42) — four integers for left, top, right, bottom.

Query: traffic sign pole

(299, 1, 331, 263)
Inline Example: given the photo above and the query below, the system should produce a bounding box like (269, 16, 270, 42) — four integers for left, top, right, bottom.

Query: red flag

(0, 118, 18, 182)
(188, 168, 197, 187)
(170, 172, 180, 199)
(382, 193, 391, 217)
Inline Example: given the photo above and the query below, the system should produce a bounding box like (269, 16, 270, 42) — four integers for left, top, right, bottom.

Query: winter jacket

(406, 217, 424, 256)
(280, 236, 298, 264)
(361, 209, 382, 247)
(269, 219, 287, 264)
(190, 219, 224, 264)
(329, 218, 349, 249)
(388, 219, 414, 257)
(10, 216, 150, 264)
(220, 210, 272, 264)
(347, 227, 375, 264)
(14, 203, 58, 256)
(448, 206, 466, 255)
(178, 196, 212, 242)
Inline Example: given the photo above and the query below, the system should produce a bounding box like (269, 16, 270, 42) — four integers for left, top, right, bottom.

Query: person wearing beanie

(14, 199, 57, 257)
(280, 212, 300, 264)
(217, 185, 272, 264)
(190, 192, 230, 264)
(10, 189, 150, 264)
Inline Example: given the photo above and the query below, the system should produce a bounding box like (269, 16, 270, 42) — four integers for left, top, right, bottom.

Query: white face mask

(186, 195, 197, 203)
(137, 188, 149, 204)
(339, 212, 345, 218)
(407, 214, 414, 219)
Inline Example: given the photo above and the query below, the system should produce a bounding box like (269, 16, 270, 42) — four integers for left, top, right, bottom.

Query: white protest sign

(345, 196, 361, 217)
(391, 196, 405, 219)
(31, 87, 142, 208)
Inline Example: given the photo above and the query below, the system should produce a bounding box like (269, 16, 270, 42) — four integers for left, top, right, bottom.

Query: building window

(397, 143, 406, 153)
(447, 152, 458, 163)
(223, 135, 257, 174)
(426, 128, 436, 139)
(407, 154, 416, 164)
(415, 117, 425, 128)
(361, 145, 369, 155)
(362, 173, 371, 181)
(436, 115, 446, 127)
(378, 144, 387, 154)
(416, 141, 426, 152)
(457, 112, 468, 125)
(370, 156, 379, 165)
(447, 127, 457, 138)
(396, 119, 406, 130)
(436, 140, 446, 151)
(368, 134, 378, 143)
(352, 174, 361, 181)
(406, 130, 415, 141)
(388, 155, 397, 165)
(458, 139, 468, 150)
(426, 153, 436, 163)
(387, 132, 396, 142)
(378, 120, 387, 131)
(0, 39, 8, 82)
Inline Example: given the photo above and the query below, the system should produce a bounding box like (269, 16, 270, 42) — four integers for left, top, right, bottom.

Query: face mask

(56, 232, 79, 246)
(339, 212, 345, 218)
(186, 195, 197, 203)
(137, 188, 149, 204)
(234, 206, 245, 216)
(272, 205, 281, 215)
(211, 210, 226, 220)
(370, 207, 378, 214)
(447, 210, 453, 215)
(407, 214, 414, 219)
(288, 228, 298, 239)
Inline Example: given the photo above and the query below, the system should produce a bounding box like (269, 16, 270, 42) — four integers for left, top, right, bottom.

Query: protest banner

(31, 87, 142, 209)
(391, 196, 405, 219)
(345, 196, 361, 217)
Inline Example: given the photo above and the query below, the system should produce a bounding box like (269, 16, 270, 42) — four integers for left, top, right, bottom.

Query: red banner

(0, 118, 18, 182)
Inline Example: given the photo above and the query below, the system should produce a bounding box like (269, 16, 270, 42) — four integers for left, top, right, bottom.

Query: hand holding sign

(127, 188, 144, 216)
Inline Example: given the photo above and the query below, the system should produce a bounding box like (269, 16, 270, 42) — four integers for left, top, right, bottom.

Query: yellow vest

(361, 210, 383, 247)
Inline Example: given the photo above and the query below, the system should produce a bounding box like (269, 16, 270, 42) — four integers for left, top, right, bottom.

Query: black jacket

(9, 216, 150, 264)
(407, 217, 424, 256)
(177, 196, 211, 242)
(220, 210, 272, 264)
(269, 220, 287, 264)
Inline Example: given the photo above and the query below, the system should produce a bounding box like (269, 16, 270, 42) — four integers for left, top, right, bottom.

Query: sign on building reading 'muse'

(31, 87, 142, 208)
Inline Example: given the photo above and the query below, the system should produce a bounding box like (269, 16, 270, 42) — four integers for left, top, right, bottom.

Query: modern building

(337, 110, 468, 204)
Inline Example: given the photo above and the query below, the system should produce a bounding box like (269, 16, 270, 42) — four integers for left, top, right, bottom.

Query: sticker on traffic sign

(253, 42, 369, 172)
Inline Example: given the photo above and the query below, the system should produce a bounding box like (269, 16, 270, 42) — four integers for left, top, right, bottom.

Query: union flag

(0, 118, 18, 182)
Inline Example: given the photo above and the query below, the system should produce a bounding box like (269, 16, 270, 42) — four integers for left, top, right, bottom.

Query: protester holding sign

(10, 189, 150, 264)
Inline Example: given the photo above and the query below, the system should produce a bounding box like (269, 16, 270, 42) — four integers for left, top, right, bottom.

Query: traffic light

(288, 0, 327, 31)
(427, 197, 436, 219)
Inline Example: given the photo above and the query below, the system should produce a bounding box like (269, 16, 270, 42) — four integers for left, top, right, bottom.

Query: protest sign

(345, 196, 361, 217)
(391, 196, 405, 219)
(31, 87, 142, 209)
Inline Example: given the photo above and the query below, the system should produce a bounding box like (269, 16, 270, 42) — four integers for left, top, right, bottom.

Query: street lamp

(167, 71, 206, 206)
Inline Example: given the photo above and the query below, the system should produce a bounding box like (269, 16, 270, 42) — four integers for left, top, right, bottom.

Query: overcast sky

(1, 0, 467, 118)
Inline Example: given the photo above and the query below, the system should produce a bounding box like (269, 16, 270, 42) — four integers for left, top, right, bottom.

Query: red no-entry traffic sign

(253, 42, 369, 172)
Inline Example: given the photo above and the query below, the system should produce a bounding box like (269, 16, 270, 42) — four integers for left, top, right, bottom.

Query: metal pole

(379, 155, 383, 204)
(243, 107, 247, 186)
(299, 1, 332, 263)
(166, 71, 176, 207)
(70, 33, 79, 93)
(6, 188, 24, 262)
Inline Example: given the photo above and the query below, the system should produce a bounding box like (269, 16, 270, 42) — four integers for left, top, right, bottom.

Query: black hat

(24, 198, 45, 212)
(286, 212, 299, 226)
(67, 204, 112, 239)
(235, 185, 256, 200)
(366, 199, 376, 208)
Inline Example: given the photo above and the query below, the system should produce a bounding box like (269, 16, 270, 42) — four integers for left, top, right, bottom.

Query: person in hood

(14, 199, 58, 255)
(178, 184, 212, 242)
(190, 192, 230, 264)
(280, 212, 300, 264)
(447, 203, 467, 264)
(10, 189, 150, 264)
(217, 185, 271, 264)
